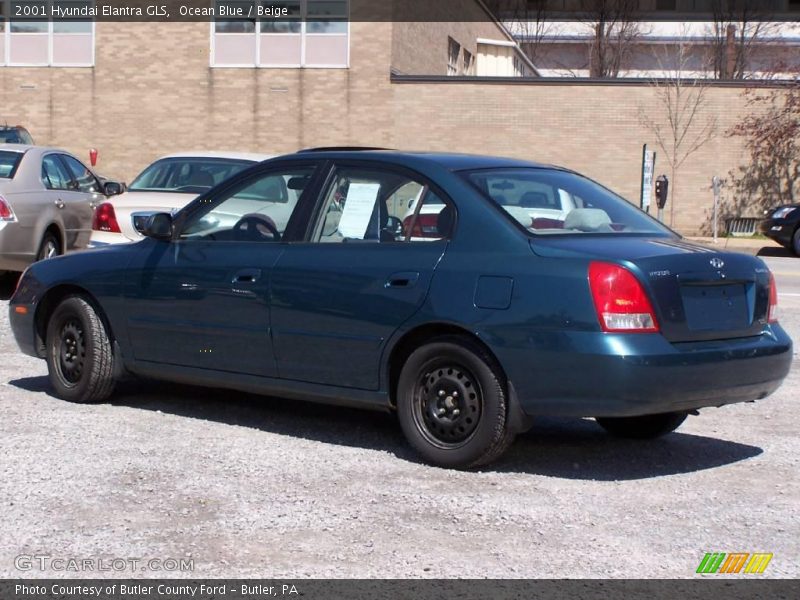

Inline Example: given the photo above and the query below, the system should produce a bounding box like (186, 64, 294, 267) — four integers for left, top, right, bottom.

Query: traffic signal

(655, 175, 669, 209)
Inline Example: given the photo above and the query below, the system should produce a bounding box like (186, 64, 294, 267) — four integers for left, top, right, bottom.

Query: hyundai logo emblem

(710, 258, 725, 269)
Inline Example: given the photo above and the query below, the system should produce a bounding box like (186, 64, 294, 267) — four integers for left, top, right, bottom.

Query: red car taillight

(92, 202, 121, 233)
(768, 272, 779, 323)
(0, 194, 16, 221)
(402, 213, 439, 238)
(589, 261, 659, 333)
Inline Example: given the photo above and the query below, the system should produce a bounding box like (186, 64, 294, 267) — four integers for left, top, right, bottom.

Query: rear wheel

(36, 232, 60, 262)
(397, 337, 515, 469)
(595, 411, 687, 439)
(45, 296, 116, 403)
(792, 227, 800, 257)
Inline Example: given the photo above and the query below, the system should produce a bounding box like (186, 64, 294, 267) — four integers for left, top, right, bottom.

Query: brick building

(0, 0, 790, 234)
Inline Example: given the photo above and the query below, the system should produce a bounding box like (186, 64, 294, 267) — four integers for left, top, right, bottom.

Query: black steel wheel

(397, 337, 514, 469)
(36, 232, 60, 262)
(46, 296, 116, 403)
(792, 227, 800, 257)
(595, 411, 688, 439)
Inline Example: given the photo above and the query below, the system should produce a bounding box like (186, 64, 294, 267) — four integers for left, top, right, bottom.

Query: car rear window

(463, 167, 671, 236)
(0, 151, 23, 178)
(128, 158, 256, 193)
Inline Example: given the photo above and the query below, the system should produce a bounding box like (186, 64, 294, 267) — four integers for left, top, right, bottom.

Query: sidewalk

(685, 236, 784, 257)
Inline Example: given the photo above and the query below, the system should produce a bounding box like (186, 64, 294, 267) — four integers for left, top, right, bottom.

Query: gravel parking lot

(0, 253, 798, 579)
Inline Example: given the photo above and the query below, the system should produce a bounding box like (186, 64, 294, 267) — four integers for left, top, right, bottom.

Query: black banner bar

(1, 579, 798, 600)
(4, 0, 800, 22)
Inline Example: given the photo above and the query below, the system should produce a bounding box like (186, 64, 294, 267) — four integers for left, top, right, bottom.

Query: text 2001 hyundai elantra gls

(9, 150, 793, 468)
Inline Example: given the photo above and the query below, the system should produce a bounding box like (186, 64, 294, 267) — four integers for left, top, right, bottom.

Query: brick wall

(0, 20, 786, 235)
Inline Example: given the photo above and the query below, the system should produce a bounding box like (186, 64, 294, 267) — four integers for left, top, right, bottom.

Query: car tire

(45, 296, 116, 403)
(36, 232, 61, 262)
(792, 227, 800, 257)
(396, 337, 515, 469)
(595, 411, 688, 439)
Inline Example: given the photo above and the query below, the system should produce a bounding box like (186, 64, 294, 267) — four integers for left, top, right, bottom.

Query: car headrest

(519, 191, 550, 208)
(564, 208, 612, 232)
(436, 205, 455, 238)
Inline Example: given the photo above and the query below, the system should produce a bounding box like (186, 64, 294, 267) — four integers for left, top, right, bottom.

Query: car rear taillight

(92, 202, 121, 233)
(589, 261, 659, 333)
(402, 213, 439, 238)
(0, 195, 16, 221)
(768, 272, 778, 323)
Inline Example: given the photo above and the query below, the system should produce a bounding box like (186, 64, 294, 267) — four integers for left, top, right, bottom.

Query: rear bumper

(758, 218, 795, 247)
(0, 222, 35, 271)
(496, 326, 793, 418)
(88, 230, 137, 248)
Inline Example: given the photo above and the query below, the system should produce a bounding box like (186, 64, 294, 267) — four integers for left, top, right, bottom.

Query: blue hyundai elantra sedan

(9, 150, 793, 468)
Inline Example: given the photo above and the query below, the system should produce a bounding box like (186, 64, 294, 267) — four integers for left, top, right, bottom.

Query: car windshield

(463, 167, 671, 236)
(0, 151, 23, 178)
(128, 157, 255, 193)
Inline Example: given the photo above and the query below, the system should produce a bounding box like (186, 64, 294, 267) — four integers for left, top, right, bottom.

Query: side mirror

(142, 212, 173, 241)
(103, 181, 124, 196)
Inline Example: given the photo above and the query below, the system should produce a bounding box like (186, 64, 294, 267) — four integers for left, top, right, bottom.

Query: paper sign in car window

(337, 182, 380, 239)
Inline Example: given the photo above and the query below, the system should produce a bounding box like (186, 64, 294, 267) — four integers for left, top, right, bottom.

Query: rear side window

(42, 155, 74, 190)
(0, 151, 23, 178)
(464, 168, 670, 236)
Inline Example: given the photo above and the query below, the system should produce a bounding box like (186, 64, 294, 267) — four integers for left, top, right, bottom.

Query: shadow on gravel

(9, 376, 763, 480)
(756, 246, 793, 257)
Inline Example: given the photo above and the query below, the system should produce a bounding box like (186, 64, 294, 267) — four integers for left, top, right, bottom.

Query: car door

(270, 163, 453, 389)
(122, 162, 321, 377)
(57, 154, 105, 250)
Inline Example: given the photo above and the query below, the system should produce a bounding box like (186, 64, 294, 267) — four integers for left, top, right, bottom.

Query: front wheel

(45, 296, 116, 403)
(595, 411, 688, 439)
(792, 227, 800, 257)
(396, 337, 514, 469)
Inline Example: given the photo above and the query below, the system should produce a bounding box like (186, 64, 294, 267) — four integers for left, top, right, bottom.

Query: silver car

(0, 145, 122, 273)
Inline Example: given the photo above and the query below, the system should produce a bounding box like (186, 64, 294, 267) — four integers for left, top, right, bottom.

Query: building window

(447, 37, 460, 76)
(463, 49, 473, 75)
(0, 1, 94, 67)
(212, 0, 349, 68)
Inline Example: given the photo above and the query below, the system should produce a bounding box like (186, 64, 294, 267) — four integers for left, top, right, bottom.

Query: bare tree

(639, 41, 719, 227)
(485, 0, 552, 66)
(707, 0, 782, 80)
(578, 0, 642, 78)
(726, 81, 799, 215)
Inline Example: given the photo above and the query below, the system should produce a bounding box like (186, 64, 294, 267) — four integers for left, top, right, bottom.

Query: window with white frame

(0, 1, 94, 67)
(212, 0, 349, 68)
(447, 37, 460, 76)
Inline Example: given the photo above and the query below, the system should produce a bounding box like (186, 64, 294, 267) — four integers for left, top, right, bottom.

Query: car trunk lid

(530, 236, 772, 342)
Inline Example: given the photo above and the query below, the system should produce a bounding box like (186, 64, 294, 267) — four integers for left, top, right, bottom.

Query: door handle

(232, 268, 262, 284)
(385, 271, 420, 288)
(55, 199, 65, 209)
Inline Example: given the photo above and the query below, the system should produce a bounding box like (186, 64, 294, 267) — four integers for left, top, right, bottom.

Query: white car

(89, 151, 273, 246)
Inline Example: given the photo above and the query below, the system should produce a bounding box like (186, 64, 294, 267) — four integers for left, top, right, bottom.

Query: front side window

(1, 1, 94, 67)
(178, 166, 315, 242)
(212, 0, 348, 68)
(313, 167, 452, 243)
(60, 154, 99, 193)
(129, 158, 256, 193)
(464, 168, 671, 236)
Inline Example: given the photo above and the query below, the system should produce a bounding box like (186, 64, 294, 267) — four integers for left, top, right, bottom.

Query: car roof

(286, 149, 564, 172)
(0, 144, 79, 156)
(157, 151, 275, 162)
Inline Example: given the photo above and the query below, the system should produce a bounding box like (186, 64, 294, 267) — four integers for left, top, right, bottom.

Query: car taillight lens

(589, 261, 659, 333)
(92, 202, 121, 233)
(402, 213, 439, 238)
(0, 195, 16, 221)
(768, 272, 778, 323)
